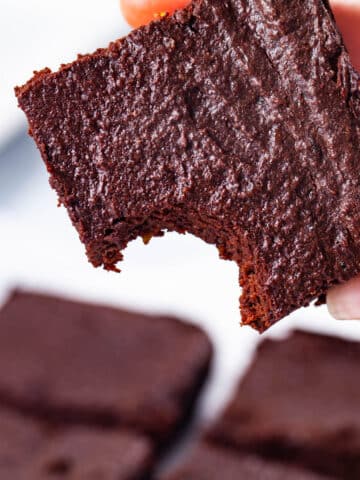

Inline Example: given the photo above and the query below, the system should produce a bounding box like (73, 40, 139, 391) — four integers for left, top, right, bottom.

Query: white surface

(2, 0, 360, 425)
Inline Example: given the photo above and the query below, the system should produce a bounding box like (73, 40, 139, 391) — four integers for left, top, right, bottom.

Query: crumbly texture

(0, 291, 212, 445)
(159, 443, 332, 480)
(0, 406, 152, 480)
(16, 0, 360, 331)
(209, 330, 360, 479)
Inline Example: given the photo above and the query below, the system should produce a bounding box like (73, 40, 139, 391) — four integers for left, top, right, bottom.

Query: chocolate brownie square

(0, 291, 212, 445)
(159, 443, 332, 480)
(16, 0, 360, 331)
(209, 330, 360, 478)
(0, 406, 153, 479)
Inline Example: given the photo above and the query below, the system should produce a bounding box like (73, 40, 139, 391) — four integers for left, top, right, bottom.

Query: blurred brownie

(16, 0, 360, 331)
(0, 406, 152, 479)
(0, 406, 44, 477)
(26, 428, 153, 480)
(209, 330, 360, 478)
(159, 443, 332, 480)
(0, 290, 212, 445)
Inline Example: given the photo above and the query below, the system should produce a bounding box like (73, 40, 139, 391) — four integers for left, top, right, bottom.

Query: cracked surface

(25, 428, 153, 480)
(16, 0, 360, 331)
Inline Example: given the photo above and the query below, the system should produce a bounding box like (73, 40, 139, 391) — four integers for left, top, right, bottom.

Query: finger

(327, 275, 360, 319)
(331, 0, 360, 71)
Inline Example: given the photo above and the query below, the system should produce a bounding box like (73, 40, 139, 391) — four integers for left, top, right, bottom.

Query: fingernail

(327, 275, 360, 320)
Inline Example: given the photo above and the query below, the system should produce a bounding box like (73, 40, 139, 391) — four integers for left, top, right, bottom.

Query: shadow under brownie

(158, 442, 334, 480)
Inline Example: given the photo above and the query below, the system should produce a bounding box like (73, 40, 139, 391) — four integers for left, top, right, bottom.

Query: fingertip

(327, 275, 360, 320)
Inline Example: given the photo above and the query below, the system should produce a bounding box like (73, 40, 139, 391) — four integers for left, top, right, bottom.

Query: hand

(331, 0, 360, 72)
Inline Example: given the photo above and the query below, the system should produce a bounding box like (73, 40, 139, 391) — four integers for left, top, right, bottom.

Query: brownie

(15, 0, 360, 332)
(0, 406, 44, 477)
(0, 290, 212, 445)
(209, 330, 360, 478)
(0, 406, 153, 479)
(159, 443, 332, 480)
(25, 428, 153, 480)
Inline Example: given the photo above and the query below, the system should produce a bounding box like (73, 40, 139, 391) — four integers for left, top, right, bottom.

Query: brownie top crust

(160, 443, 333, 479)
(16, 0, 360, 331)
(0, 291, 212, 444)
(209, 330, 360, 478)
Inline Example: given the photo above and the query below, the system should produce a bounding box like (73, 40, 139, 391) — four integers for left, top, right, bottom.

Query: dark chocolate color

(16, 0, 360, 331)
(0, 291, 212, 445)
(159, 443, 332, 480)
(209, 330, 360, 479)
(0, 406, 44, 477)
(0, 406, 152, 479)
(26, 428, 153, 480)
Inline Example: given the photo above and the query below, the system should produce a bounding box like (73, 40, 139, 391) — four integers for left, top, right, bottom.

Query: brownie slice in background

(16, 0, 360, 332)
(0, 406, 45, 478)
(26, 428, 153, 480)
(0, 406, 153, 479)
(209, 330, 360, 478)
(0, 290, 212, 447)
(158, 443, 333, 480)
